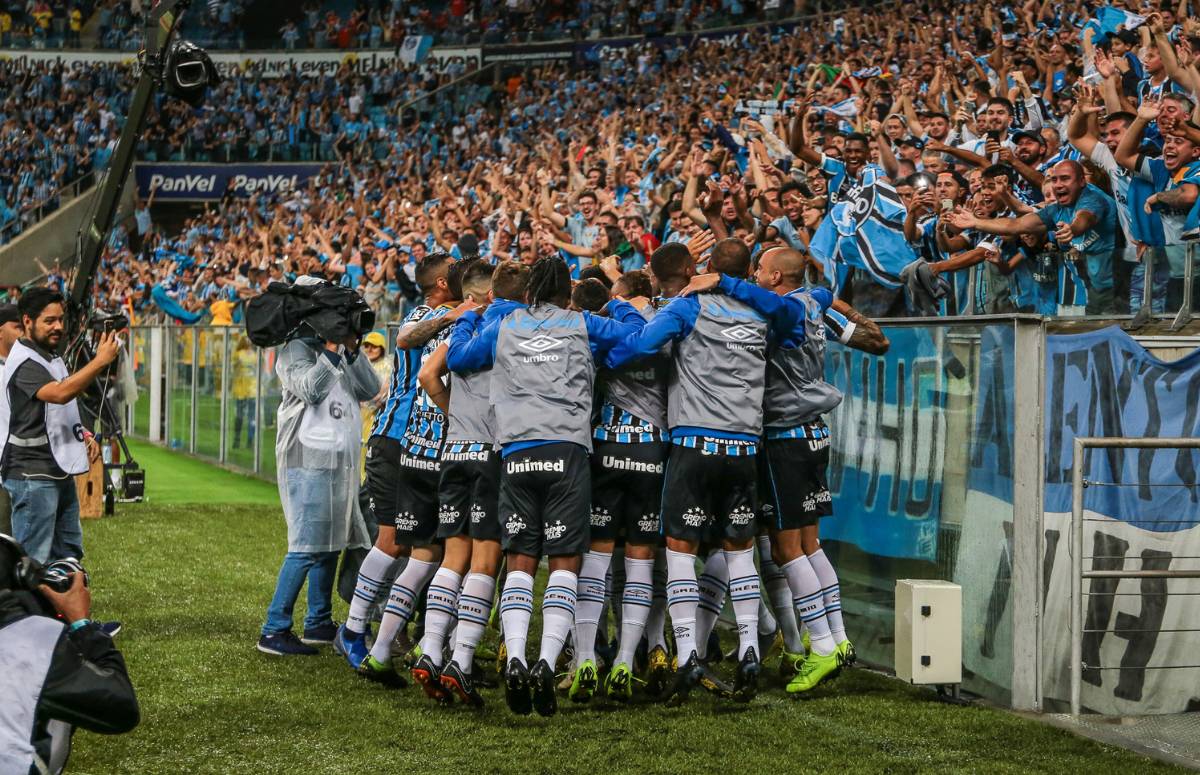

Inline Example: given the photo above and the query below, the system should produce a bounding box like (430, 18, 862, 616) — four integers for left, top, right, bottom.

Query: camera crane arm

(66, 0, 193, 337)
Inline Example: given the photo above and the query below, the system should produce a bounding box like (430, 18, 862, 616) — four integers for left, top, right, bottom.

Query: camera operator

(0, 289, 120, 565)
(0, 534, 139, 775)
(258, 277, 381, 656)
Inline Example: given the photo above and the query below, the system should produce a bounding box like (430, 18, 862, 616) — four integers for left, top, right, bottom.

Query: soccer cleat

(758, 630, 784, 667)
(496, 642, 508, 675)
(837, 639, 857, 667)
(733, 647, 761, 702)
(440, 660, 485, 708)
(99, 621, 123, 638)
(257, 630, 318, 656)
(802, 628, 811, 653)
(530, 658, 558, 717)
(568, 659, 598, 703)
(402, 643, 423, 670)
(358, 655, 408, 688)
(666, 653, 701, 706)
(779, 649, 806, 679)
(411, 654, 451, 703)
(504, 658, 532, 716)
(695, 659, 734, 699)
(333, 624, 371, 670)
(786, 650, 841, 694)
(644, 645, 671, 697)
(702, 629, 723, 664)
(605, 662, 634, 702)
(300, 621, 338, 646)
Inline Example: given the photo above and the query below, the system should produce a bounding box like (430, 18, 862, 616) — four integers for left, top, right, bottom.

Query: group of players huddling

(329, 237, 888, 715)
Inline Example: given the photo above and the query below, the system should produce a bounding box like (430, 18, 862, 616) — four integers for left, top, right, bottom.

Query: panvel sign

(134, 163, 323, 200)
(822, 327, 946, 562)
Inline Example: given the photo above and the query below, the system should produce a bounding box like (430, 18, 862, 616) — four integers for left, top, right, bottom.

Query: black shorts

(497, 442, 590, 558)
(661, 445, 757, 543)
(364, 437, 403, 528)
(759, 427, 833, 531)
(394, 451, 442, 547)
(437, 445, 501, 542)
(590, 441, 666, 545)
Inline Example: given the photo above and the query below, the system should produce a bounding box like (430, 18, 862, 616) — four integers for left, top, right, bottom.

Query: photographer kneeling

(0, 534, 139, 775)
(258, 277, 381, 656)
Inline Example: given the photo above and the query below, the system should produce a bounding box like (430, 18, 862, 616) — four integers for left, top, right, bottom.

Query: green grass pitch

(63, 440, 1184, 774)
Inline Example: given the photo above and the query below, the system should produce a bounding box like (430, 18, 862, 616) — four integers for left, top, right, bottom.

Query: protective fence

(122, 317, 1200, 714)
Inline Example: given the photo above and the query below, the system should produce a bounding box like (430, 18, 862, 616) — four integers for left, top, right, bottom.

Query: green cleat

(495, 642, 507, 676)
(605, 662, 634, 702)
(802, 629, 811, 653)
(358, 655, 408, 688)
(569, 659, 598, 703)
(402, 643, 422, 670)
(779, 649, 806, 679)
(786, 650, 841, 694)
(837, 639, 856, 667)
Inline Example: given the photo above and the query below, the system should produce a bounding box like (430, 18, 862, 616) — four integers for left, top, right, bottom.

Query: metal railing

(1069, 436, 1200, 716)
(0, 170, 97, 244)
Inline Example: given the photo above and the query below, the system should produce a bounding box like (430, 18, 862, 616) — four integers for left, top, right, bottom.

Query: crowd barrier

(122, 315, 1200, 715)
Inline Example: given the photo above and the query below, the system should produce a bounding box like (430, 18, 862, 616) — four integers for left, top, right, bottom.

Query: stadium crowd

(0, 0, 814, 52)
(8, 0, 1200, 323)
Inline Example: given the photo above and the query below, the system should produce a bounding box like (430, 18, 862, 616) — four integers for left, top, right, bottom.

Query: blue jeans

(262, 551, 338, 636)
(4, 478, 83, 563)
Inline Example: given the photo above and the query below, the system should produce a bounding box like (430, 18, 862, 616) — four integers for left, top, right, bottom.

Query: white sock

(499, 571, 534, 668)
(808, 548, 846, 643)
(758, 597, 777, 636)
(665, 548, 699, 661)
(347, 547, 399, 634)
(783, 554, 836, 656)
(451, 572, 496, 674)
(538, 570, 578, 666)
(694, 551, 727, 659)
(370, 558, 437, 663)
(417, 568, 460, 667)
(615, 557, 654, 668)
(646, 553, 668, 650)
(758, 536, 802, 652)
(725, 547, 761, 661)
(572, 550, 610, 665)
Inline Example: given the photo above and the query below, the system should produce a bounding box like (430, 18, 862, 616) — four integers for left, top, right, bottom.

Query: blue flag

(809, 170, 915, 290)
(1081, 6, 1146, 41)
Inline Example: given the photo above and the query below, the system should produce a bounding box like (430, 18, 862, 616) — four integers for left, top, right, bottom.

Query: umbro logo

(720, 324, 761, 342)
(518, 335, 563, 354)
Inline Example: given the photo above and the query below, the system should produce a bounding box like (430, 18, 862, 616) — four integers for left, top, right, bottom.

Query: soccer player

(333, 254, 464, 683)
(686, 248, 889, 693)
(568, 268, 664, 704)
(445, 256, 645, 717)
(410, 260, 530, 706)
(605, 239, 806, 704)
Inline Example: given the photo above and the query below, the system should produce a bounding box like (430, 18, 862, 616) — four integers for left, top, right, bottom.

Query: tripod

(64, 329, 144, 515)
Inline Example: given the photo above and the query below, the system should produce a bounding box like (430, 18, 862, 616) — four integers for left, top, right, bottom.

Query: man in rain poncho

(257, 278, 381, 656)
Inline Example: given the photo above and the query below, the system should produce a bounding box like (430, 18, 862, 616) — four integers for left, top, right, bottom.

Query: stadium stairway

(0, 179, 135, 287)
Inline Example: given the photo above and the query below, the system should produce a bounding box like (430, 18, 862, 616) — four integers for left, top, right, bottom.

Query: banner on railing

(823, 328, 946, 562)
(134, 163, 324, 200)
(0, 46, 481, 77)
(959, 325, 1200, 714)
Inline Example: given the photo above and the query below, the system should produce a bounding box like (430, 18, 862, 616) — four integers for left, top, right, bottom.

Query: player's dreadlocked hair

(527, 256, 572, 308)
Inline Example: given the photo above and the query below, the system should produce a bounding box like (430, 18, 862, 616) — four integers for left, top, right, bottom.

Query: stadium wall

(120, 317, 1200, 716)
